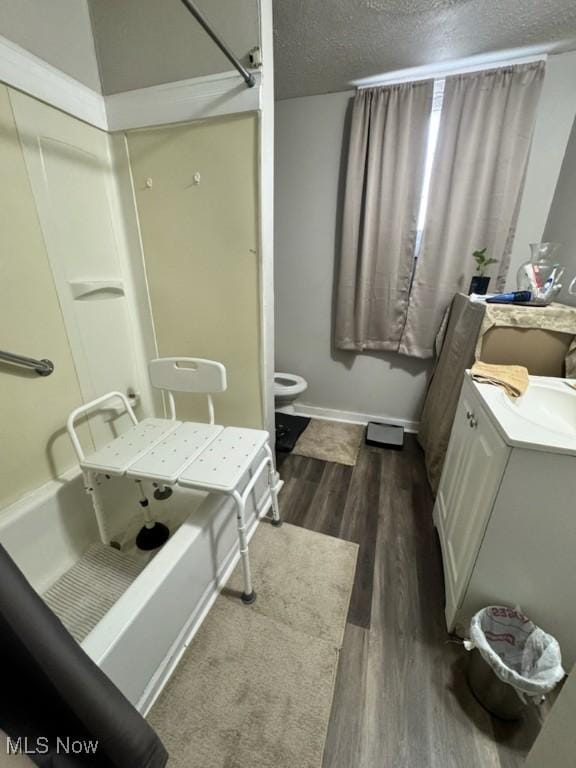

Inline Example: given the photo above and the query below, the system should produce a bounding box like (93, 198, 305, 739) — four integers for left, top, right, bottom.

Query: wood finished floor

(276, 436, 540, 768)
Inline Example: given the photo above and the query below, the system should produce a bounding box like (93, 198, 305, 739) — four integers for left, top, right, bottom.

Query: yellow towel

(470, 361, 529, 399)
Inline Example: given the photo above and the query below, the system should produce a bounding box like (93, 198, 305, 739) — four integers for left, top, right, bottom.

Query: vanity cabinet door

(434, 381, 509, 629)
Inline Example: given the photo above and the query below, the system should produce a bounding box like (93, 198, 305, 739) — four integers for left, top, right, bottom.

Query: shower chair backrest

(148, 357, 227, 424)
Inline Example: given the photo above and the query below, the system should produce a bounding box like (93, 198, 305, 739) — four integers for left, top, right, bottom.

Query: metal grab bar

(178, 0, 256, 88)
(0, 349, 54, 376)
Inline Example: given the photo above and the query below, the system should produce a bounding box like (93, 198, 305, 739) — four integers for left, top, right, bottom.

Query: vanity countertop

(467, 372, 576, 457)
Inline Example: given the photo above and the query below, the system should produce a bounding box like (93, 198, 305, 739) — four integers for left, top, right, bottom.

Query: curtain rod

(178, 0, 256, 88)
(354, 52, 547, 90)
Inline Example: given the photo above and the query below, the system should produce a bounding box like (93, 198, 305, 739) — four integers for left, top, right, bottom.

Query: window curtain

(335, 81, 434, 351)
(398, 61, 545, 357)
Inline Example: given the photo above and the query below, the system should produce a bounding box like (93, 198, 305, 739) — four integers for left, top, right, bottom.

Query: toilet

(274, 372, 308, 409)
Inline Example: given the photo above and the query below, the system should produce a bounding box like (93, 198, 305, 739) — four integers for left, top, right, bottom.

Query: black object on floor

(365, 422, 404, 450)
(0, 543, 169, 768)
(136, 522, 170, 550)
(275, 412, 311, 452)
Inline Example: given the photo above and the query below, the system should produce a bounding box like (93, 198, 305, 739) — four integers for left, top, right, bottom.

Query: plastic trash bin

(465, 606, 565, 721)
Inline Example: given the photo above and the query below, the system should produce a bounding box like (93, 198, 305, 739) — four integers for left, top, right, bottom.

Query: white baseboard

(282, 403, 419, 434)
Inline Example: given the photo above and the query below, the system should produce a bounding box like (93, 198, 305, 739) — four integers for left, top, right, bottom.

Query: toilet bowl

(274, 372, 308, 408)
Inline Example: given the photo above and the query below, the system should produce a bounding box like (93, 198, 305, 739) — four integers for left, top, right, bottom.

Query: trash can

(467, 649, 526, 720)
(465, 606, 565, 721)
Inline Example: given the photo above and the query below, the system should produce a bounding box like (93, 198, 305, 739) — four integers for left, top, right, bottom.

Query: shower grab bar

(0, 349, 54, 376)
(178, 0, 256, 88)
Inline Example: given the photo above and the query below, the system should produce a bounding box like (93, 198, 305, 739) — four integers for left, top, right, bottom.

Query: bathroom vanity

(434, 372, 576, 666)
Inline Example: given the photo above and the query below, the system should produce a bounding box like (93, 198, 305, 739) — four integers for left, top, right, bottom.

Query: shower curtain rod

(178, 0, 256, 88)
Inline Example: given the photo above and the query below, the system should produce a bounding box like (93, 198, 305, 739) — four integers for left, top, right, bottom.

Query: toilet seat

(274, 372, 307, 397)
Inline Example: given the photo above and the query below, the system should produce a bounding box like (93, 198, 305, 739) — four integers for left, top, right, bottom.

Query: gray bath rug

(292, 418, 365, 466)
(148, 522, 358, 768)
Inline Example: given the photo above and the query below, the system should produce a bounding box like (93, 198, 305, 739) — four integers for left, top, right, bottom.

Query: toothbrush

(532, 264, 542, 289)
(522, 264, 538, 293)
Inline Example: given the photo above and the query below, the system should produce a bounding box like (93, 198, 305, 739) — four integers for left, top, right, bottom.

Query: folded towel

(471, 361, 529, 399)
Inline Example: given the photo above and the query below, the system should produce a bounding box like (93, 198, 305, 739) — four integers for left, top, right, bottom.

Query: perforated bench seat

(80, 421, 268, 493)
(80, 418, 181, 476)
(127, 422, 223, 483)
(177, 427, 269, 493)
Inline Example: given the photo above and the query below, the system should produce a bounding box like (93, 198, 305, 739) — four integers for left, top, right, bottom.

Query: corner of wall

(506, 50, 576, 290)
(257, 0, 276, 440)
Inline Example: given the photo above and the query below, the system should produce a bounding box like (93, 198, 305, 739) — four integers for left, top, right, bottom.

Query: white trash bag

(466, 606, 565, 700)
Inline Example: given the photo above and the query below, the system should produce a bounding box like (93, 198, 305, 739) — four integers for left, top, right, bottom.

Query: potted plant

(469, 248, 498, 295)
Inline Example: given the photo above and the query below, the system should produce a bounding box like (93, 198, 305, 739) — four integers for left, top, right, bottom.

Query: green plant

(472, 247, 498, 277)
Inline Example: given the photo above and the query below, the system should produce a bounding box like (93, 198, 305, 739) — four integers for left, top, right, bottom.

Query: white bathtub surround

(0, 467, 97, 593)
(148, 522, 358, 767)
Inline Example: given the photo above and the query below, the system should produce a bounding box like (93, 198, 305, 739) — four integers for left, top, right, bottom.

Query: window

(414, 78, 445, 260)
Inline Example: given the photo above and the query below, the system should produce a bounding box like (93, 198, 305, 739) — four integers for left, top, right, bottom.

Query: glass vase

(516, 242, 563, 293)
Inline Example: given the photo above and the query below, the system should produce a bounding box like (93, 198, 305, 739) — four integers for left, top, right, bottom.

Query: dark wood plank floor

(277, 436, 540, 768)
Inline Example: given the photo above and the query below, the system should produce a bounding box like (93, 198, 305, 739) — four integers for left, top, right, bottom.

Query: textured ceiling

(273, 0, 576, 99)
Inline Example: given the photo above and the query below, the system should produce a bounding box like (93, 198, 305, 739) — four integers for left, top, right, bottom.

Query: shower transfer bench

(66, 391, 281, 605)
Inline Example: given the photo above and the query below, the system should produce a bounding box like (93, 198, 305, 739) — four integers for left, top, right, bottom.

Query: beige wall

(0, 0, 101, 91)
(88, 0, 259, 95)
(0, 85, 87, 511)
(126, 113, 263, 428)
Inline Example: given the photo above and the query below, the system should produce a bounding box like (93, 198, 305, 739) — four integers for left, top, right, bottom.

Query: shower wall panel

(126, 113, 263, 428)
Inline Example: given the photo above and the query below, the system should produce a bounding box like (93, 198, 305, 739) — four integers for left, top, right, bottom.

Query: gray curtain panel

(335, 81, 434, 351)
(398, 61, 545, 358)
(0, 544, 168, 767)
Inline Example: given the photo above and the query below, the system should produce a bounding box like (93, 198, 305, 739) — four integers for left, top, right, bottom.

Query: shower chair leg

(232, 489, 256, 604)
(134, 480, 170, 551)
(264, 444, 282, 527)
(83, 470, 111, 546)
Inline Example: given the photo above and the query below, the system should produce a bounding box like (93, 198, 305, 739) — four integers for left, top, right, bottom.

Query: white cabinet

(434, 375, 576, 667)
(434, 377, 510, 627)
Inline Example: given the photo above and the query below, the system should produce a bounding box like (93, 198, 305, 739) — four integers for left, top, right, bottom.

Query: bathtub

(0, 464, 271, 714)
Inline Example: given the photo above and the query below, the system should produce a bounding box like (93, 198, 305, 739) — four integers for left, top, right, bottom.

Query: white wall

(525, 665, 576, 767)
(506, 51, 576, 290)
(275, 54, 576, 428)
(274, 91, 431, 428)
(543, 115, 576, 306)
(0, 0, 101, 91)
